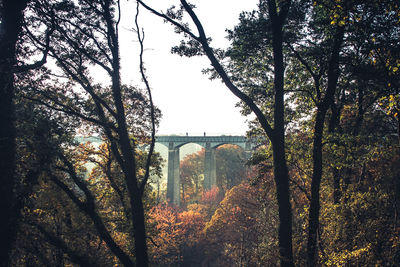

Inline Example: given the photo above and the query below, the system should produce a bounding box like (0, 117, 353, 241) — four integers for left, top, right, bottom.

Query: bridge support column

(244, 142, 253, 177)
(167, 143, 180, 206)
(204, 143, 216, 191)
(244, 142, 252, 161)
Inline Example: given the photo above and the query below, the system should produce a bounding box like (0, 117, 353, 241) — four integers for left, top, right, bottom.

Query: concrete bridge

(156, 135, 252, 206)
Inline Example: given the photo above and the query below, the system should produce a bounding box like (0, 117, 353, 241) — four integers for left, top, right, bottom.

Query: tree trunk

(328, 102, 342, 203)
(104, 0, 149, 261)
(306, 111, 326, 266)
(306, 26, 344, 267)
(114, 115, 149, 267)
(114, 122, 149, 267)
(272, 137, 294, 266)
(0, 1, 28, 265)
(268, 1, 294, 264)
(131, 195, 149, 267)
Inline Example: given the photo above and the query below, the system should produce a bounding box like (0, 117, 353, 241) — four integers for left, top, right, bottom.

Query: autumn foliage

(148, 203, 207, 266)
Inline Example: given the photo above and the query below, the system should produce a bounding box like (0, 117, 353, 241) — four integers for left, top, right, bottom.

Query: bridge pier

(245, 142, 252, 161)
(166, 143, 180, 206)
(204, 143, 216, 191)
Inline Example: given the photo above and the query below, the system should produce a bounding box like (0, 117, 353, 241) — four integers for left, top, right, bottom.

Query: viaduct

(156, 135, 252, 206)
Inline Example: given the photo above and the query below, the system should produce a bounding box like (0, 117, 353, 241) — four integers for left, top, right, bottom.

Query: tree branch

(137, 0, 200, 41)
(135, 2, 156, 195)
(50, 161, 135, 267)
(31, 222, 97, 267)
(15, 24, 55, 72)
(179, 0, 275, 139)
(22, 94, 116, 131)
(49, 48, 118, 119)
(287, 42, 322, 101)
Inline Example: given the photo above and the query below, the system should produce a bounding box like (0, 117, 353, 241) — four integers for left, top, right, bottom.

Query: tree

(137, 2, 295, 264)
(216, 144, 246, 191)
(295, 2, 399, 264)
(286, 3, 344, 265)
(0, 4, 29, 258)
(20, 0, 159, 265)
(204, 182, 266, 266)
(0, 0, 54, 264)
(221, 2, 344, 264)
(318, 138, 400, 265)
(148, 203, 206, 266)
(223, 0, 400, 264)
(180, 149, 205, 205)
(2, 73, 93, 265)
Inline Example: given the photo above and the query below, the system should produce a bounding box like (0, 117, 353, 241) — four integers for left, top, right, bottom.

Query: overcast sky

(118, 0, 259, 136)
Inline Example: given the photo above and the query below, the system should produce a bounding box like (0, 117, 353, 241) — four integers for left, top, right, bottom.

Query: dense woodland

(0, 0, 399, 266)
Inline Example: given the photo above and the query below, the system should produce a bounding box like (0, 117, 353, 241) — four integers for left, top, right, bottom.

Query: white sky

(118, 0, 259, 136)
